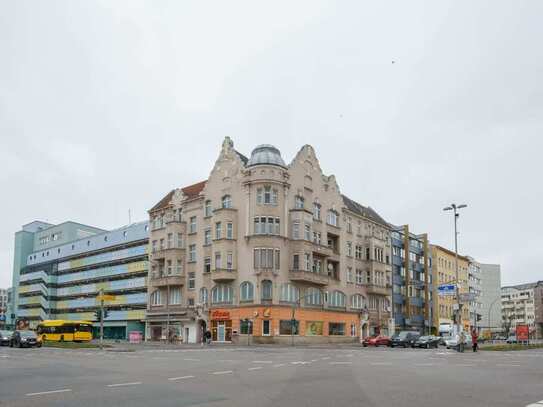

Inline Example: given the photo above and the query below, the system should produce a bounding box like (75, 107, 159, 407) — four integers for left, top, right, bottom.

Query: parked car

(412, 335, 440, 349)
(439, 335, 453, 346)
(506, 335, 517, 344)
(363, 335, 391, 347)
(10, 330, 42, 348)
(445, 333, 472, 349)
(495, 335, 507, 341)
(390, 331, 420, 348)
(0, 330, 13, 346)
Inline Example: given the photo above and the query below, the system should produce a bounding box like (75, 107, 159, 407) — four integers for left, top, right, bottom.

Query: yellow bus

(37, 320, 93, 342)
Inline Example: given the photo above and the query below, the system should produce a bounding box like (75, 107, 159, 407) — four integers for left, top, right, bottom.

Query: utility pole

(443, 203, 467, 340)
(99, 288, 104, 351)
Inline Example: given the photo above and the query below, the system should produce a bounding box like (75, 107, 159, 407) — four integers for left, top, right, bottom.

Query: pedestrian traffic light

(94, 309, 109, 322)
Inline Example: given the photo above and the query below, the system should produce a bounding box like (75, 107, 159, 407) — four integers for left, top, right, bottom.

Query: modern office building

(390, 225, 433, 334)
(13, 221, 149, 339)
(0, 288, 8, 328)
(431, 245, 470, 333)
(479, 263, 501, 334)
(534, 282, 543, 339)
(146, 138, 392, 344)
(466, 257, 483, 332)
(501, 282, 541, 338)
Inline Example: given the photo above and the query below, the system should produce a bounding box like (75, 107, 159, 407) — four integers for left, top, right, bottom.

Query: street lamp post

(443, 203, 467, 339)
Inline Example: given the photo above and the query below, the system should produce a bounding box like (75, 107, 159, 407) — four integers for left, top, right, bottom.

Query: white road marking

(252, 360, 273, 364)
(370, 362, 392, 366)
(456, 364, 475, 367)
(26, 389, 72, 396)
(291, 361, 311, 365)
(183, 358, 201, 361)
(107, 382, 142, 388)
(496, 363, 521, 367)
(273, 363, 286, 367)
(310, 359, 318, 362)
(248, 366, 263, 371)
(211, 370, 233, 375)
(414, 363, 435, 367)
(330, 361, 352, 365)
(321, 357, 331, 360)
(168, 375, 195, 381)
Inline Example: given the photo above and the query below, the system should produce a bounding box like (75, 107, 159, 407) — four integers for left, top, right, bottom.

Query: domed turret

(247, 144, 286, 168)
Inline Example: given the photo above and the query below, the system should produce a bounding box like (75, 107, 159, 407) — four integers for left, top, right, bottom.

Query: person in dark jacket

(472, 329, 479, 352)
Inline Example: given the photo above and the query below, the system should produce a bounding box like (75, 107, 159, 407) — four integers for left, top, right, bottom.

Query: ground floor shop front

(209, 306, 384, 344)
(91, 320, 144, 341)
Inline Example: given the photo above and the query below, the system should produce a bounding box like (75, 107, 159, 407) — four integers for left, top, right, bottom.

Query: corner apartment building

(0, 288, 8, 328)
(467, 257, 483, 331)
(479, 263, 501, 334)
(431, 245, 470, 333)
(390, 226, 433, 334)
(501, 282, 542, 338)
(13, 221, 149, 339)
(146, 138, 392, 344)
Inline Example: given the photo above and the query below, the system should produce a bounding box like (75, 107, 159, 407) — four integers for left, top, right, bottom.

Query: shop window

(329, 322, 345, 336)
(306, 321, 323, 336)
(280, 320, 299, 335)
(240, 320, 253, 334)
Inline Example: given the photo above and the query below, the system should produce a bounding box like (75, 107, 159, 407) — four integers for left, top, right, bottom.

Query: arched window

(305, 287, 322, 306)
(351, 294, 366, 309)
(211, 284, 233, 304)
(222, 195, 232, 209)
(280, 283, 299, 303)
(150, 290, 162, 306)
(240, 281, 254, 302)
(261, 280, 273, 301)
(199, 287, 208, 305)
(329, 290, 346, 307)
(204, 200, 212, 217)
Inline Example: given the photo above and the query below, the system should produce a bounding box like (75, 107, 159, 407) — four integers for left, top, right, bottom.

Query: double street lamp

(443, 203, 467, 336)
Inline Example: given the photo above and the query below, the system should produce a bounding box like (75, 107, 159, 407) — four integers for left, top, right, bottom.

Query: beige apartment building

(431, 245, 470, 333)
(145, 138, 392, 343)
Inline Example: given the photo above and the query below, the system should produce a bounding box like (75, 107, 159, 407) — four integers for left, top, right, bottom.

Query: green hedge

(481, 343, 543, 351)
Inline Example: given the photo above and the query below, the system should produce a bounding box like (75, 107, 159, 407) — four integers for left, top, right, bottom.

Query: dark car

(412, 335, 440, 349)
(390, 331, 420, 348)
(362, 335, 391, 347)
(0, 330, 13, 346)
(10, 330, 42, 348)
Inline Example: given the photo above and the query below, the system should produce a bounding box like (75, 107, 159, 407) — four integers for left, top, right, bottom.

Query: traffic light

(94, 309, 109, 322)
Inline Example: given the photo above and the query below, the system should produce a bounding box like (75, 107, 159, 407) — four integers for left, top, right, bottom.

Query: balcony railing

(151, 273, 185, 287)
(289, 270, 329, 285)
(211, 269, 237, 282)
(365, 284, 389, 296)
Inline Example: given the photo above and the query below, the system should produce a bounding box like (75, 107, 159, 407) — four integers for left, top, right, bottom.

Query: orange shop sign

(212, 310, 230, 320)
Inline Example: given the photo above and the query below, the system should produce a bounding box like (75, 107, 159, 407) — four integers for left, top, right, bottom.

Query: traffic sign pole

(99, 289, 104, 350)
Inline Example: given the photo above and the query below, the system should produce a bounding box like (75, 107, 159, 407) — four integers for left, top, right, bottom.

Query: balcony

(409, 296, 424, 307)
(151, 274, 185, 287)
(365, 284, 389, 296)
(151, 246, 185, 260)
(289, 270, 329, 286)
(393, 293, 404, 305)
(211, 269, 237, 282)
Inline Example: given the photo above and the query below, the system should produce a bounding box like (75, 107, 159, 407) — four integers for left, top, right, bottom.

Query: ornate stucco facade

(146, 138, 392, 343)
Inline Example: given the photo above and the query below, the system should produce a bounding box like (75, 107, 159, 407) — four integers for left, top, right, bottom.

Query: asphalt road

(1, 344, 542, 407)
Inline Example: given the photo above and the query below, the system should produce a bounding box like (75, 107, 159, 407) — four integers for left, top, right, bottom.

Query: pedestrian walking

(472, 329, 478, 352)
(205, 330, 212, 345)
(458, 331, 465, 353)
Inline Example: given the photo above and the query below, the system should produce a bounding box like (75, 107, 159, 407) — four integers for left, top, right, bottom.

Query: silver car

(445, 333, 472, 349)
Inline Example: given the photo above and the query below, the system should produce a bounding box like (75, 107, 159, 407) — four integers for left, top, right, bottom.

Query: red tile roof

(149, 181, 207, 213)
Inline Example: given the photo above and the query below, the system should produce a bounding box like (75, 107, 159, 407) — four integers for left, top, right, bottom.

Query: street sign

(459, 292, 477, 302)
(96, 294, 116, 302)
(438, 284, 456, 296)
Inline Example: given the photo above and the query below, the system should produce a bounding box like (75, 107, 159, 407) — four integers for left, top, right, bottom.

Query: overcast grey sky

(1, 1, 542, 288)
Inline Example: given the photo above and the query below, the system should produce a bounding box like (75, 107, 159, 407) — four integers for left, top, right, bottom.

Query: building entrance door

(217, 322, 225, 342)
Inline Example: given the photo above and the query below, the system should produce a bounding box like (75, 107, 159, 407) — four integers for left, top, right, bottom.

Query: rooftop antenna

(128, 209, 131, 225)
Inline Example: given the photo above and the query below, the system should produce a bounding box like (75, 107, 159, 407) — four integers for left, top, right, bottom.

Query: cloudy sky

(1, 1, 542, 288)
